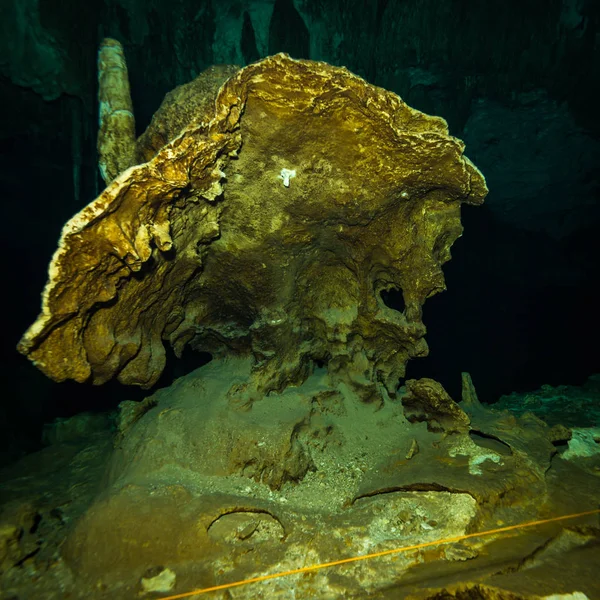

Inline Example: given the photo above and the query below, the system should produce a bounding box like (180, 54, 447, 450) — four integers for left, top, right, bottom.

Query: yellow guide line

(159, 508, 600, 599)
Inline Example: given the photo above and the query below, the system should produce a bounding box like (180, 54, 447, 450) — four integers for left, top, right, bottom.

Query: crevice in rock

(158, 346, 212, 386)
(352, 482, 477, 505)
(207, 508, 286, 543)
(14, 545, 41, 568)
(492, 526, 600, 576)
(28, 512, 42, 535)
(469, 430, 513, 456)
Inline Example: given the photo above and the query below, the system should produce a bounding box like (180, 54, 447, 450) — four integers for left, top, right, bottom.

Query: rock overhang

(18, 53, 487, 392)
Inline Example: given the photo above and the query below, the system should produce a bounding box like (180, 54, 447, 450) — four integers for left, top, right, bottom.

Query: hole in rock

(469, 430, 513, 456)
(380, 288, 405, 313)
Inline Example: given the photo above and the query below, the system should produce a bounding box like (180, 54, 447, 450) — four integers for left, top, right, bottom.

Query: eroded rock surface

(97, 38, 137, 185)
(135, 63, 241, 163)
(51, 360, 600, 599)
(403, 377, 471, 433)
(12, 52, 599, 600)
(18, 53, 487, 395)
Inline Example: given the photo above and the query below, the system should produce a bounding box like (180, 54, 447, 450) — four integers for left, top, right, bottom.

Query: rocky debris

(410, 584, 592, 599)
(494, 375, 600, 428)
(561, 428, 600, 461)
(403, 378, 471, 434)
(547, 424, 572, 446)
(2, 360, 600, 598)
(227, 416, 315, 490)
(139, 566, 176, 594)
(406, 438, 420, 460)
(115, 396, 158, 441)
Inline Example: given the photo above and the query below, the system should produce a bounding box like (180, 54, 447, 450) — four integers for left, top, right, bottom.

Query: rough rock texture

(31, 359, 597, 599)
(97, 38, 137, 185)
(2, 357, 600, 598)
(402, 377, 471, 433)
(409, 584, 542, 599)
(18, 53, 487, 393)
(3, 0, 600, 471)
(0, 501, 41, 575)
(135, 63, 241, 163)
(494, 375, 600, 428)
(413, 585, 529, 599)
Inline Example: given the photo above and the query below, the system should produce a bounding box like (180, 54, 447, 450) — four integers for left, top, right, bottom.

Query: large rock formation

(97, 38, 137, 185)
(18, 53, 486, 396)
(7, 52, 600, 600)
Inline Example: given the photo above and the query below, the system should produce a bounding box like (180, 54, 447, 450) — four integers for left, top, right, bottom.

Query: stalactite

(97, 38, 136, 185)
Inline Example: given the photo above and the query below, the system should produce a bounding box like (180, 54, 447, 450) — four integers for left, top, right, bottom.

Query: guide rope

(159, 508, 600, 599)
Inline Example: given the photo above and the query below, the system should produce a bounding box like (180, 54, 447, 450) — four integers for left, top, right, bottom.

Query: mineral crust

(18, 53, 487, 392)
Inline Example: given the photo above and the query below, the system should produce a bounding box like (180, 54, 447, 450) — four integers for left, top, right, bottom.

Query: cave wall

(3, 0, 598, 230)
(1, 0, 598, 464)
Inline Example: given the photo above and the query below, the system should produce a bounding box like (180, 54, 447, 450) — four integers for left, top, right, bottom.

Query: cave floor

(1, 423, 599, 599)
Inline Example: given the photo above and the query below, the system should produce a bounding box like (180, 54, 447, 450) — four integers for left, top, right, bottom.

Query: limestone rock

(207, 511, 285, 545)
(228, 422, 315, 490)
(97, 38, 136, 184)
(562, 427, 600, 460)
(6, 355, 600, 597)
(115, 396, 158, 441)
(494, 377, 600, 427)
(547, 423, 572, 445)
(415, 584, 535, 599)
(18, 53, 487, 393)
(406, 438, 420, 459)
(0, 524, 21, 573)
(135, 63, 241, 163)
(0, 501, 40, 574)
(106, 357, 319, 493)
(461, 371, 482, 408)
(140, 566, 176, 594)
(415, 585, 591, 600)
(403, 378, 471, 433)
